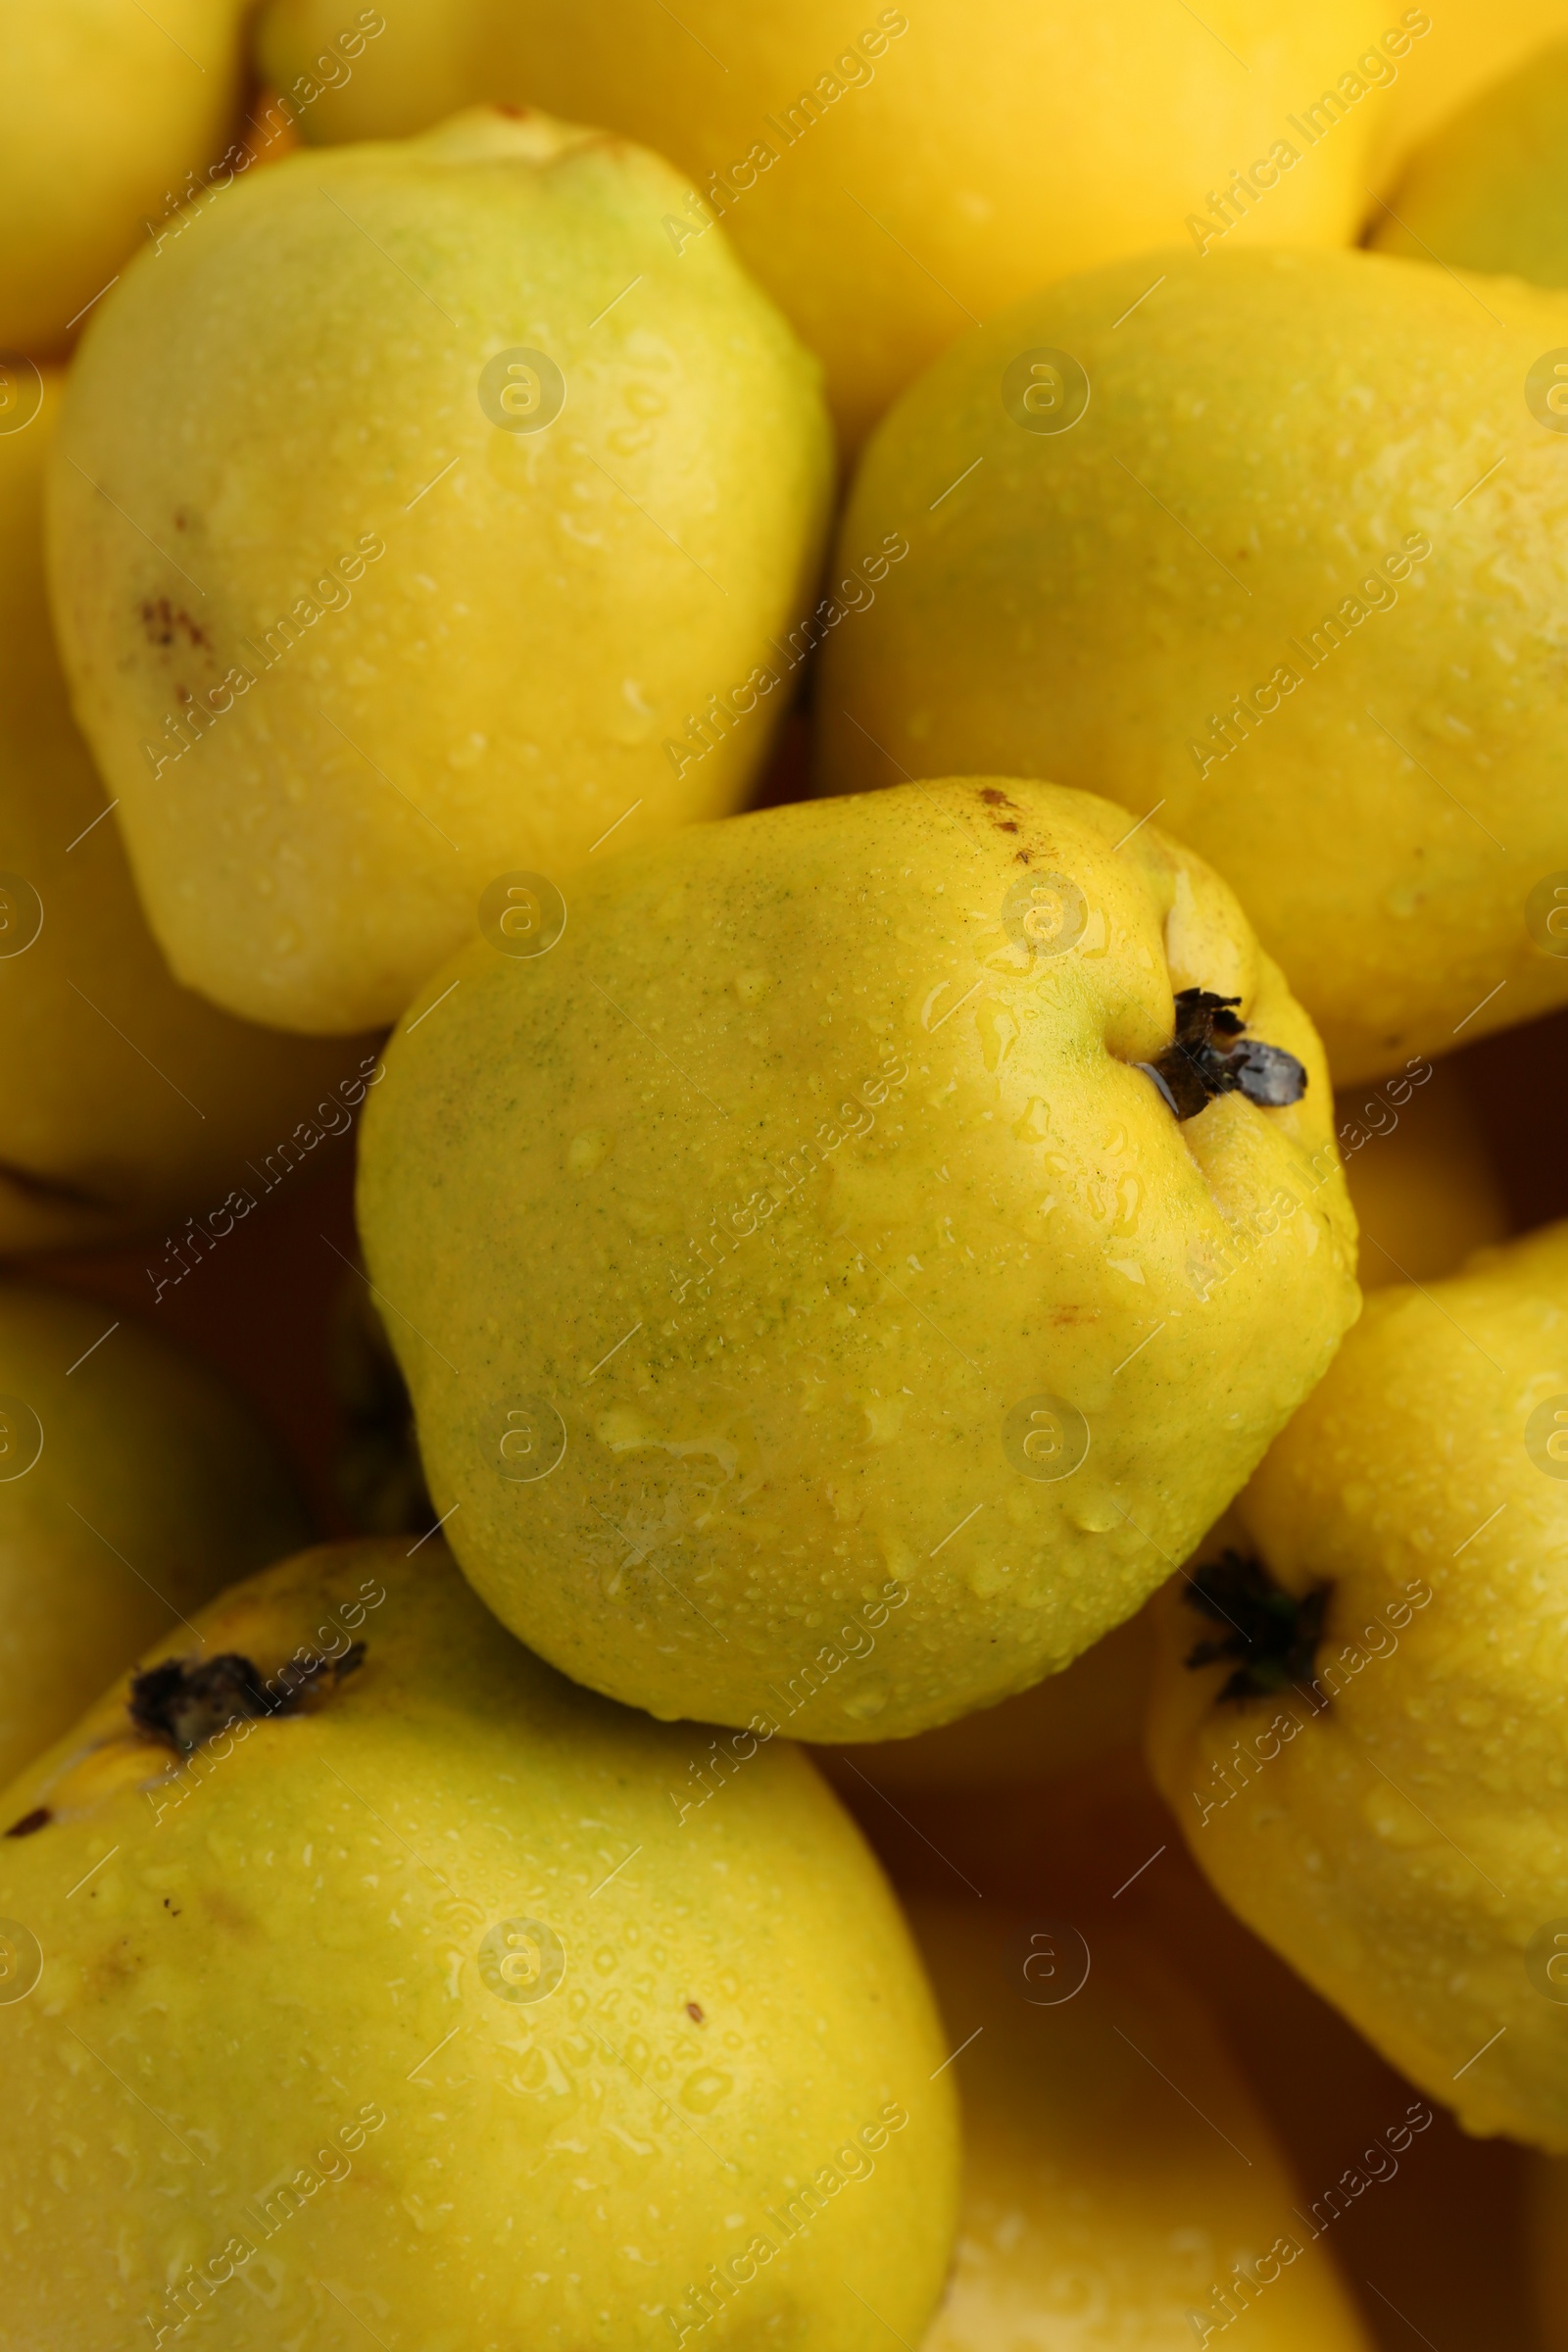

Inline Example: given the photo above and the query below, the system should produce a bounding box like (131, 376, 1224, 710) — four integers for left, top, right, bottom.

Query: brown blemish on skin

(1015, 849, 1032, 862)
(686, 2000, 706, 2025)
(1050, 1305, 1101, 1326)
(978, 787, 1016, 808)
(998, 819, 1019, 833)
(139, 597, 211, 652)
(5, 1807, 52, 1838)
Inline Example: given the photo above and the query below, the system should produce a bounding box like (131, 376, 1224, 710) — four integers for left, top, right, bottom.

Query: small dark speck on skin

(978, 787, 1014, 808)
(998, 819, 1019, 833)
(5, 1807, 51, 1838)
(686, 2000, 706, 2025)
(1015, 848, 1032, 862)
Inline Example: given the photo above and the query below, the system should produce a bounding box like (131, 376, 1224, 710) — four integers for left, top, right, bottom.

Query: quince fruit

(1146, 1220, 1568, 2151)
(1, 371, 373, 1250)
(0, 1539, 957, 2346)
(816, 247, 1568, 1081)
(0, 1277, 307, 1786)
(47, 107, 832, 1034)
(358, 776, 1357, 1740)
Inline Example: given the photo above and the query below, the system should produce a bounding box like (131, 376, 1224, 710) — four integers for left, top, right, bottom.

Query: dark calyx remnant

(1183, 1550, 1328, 1703)
(1140, 989, 1306, 1122)
(129, 1644, 366, 1755)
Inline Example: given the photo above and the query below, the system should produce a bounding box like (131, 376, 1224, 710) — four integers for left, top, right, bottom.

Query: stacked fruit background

(6, 3, 1568, 2346)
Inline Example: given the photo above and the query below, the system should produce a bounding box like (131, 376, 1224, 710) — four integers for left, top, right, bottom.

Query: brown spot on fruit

(5, 1807, 51, 1838)
(686, 2000, 706, 2025)
(978, 787, 1014, 808)
(138, 597, 211, 652)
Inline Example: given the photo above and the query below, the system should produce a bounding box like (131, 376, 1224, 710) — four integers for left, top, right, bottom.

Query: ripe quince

(1, 372, 372, 1250)
(48, 107, 832, 1034)
(817, 248, 1568, 1081)
(359, 777, 1357, 1741)
(0, 1539, 957, 2345)
(1147, 1220, 1568, 2150)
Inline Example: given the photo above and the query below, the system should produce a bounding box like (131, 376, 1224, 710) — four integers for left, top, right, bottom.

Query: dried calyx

(1182, 1549, 1328, 1703)
(1140, 989, 1306, 1121)
(129, 1644, 366, 1754)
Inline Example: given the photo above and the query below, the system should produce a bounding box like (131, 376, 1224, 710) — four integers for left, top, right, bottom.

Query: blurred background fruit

(1338, 1055, 1508, 1287)
(256, 0, 1395, 448)
(912, 1897, 1376, 2349)
(1371, 35, 1568, 280)
(0, 1275, 308, 1784)
(0, 0, 253, 355)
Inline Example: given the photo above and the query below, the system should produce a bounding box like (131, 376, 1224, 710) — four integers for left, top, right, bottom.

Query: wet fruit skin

(911, 1900, 1376, 2351)
(0, 1540, 958, 2350)
(815, 246, 1568, 1084)
(0, 1277, 309, 1787)
(255, 0, 1393, 451)
(358, 775, 1357, 1743)
(0, 370, 376, 1252)
(46, 106, 833, 1037)
(1146, 1220, 1568, 2153)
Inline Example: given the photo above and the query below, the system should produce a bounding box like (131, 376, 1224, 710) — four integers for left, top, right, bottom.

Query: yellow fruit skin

(0, 1279, 308, 1786)
(819, 1602, 1153, 1800)
(0, 372, 377, 1250)
(47, 109, 833, 1036)
(358, 776, 1358, 1741)
(1146, 1221, 1568, 2151)
(257, 0, 1392, 449)
(1371, 37, 1568, 282)
(0, 0, 251, 355)
(911, 1902, 1375, 2352)
(0, 1540, 957, 2350)
(1339, 1056, 1508, 1290)
(816, 247, 1568, 1084)
(1368, 0, 1568, 184)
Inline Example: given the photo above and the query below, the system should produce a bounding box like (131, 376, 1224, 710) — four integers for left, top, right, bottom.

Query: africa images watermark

(140, 533, 387, 780)
(1188, 532, 1433, 778)
(1185, 9, 1432, 258)
(663, 532, 909, 783)
(665, 2099, 912, 2345)
(142, 1050, 383, 1305)
(141, 12, 388, 261)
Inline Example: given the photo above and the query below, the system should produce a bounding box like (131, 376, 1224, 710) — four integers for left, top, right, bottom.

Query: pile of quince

(7, 4, 1568, 2346)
